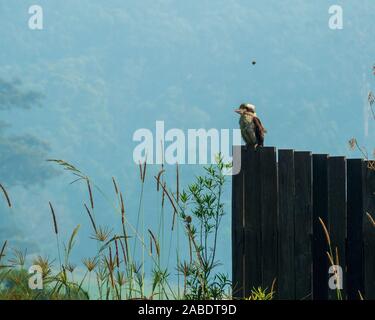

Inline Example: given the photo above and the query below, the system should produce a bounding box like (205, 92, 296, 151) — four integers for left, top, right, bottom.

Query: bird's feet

(245, 144, 261, 151)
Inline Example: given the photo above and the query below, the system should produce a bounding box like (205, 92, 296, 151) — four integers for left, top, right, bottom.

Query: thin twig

(0, 184, 11, 208)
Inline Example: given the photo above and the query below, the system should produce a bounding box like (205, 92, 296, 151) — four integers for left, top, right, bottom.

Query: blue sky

(0, 0, 374, 282)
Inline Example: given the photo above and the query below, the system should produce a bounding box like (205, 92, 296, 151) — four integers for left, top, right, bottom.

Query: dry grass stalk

(348, 138, 369, 160)
(108, 246, 113, 267)
(171, 207, 177, 231)
(139, 161, 143, 181)
(82, 257, 98, 272)
(161, 182, 166, 208)
(149, 235, 153, 255)
(0, 240, 7, 262)
(326, 251, 335, 266)
(120, 192, 125, 225)
(91, 226, 112, 242)
(366, 212, 375, 227)
(318, 217, 331, 246)
(65, 263, 76, 273)
(148, 229, 160, 258)
(358, 290, 364, 300)
(33, 255, 53, 278)
(49, 202, 58, 234)
(124, 233, 129, 262)
(87, 179, 94, 209)
(154, 177, 178, 229)
(270, 278, 277, 297)
(112, 177, 119, 195)
(119, 195, 129, 265)
(84, 203, 97, 233)
(119, 238, 127, 265)
(8, 248, 27, 267)
(115, 238, 120, 268)
(106, 248, 115, 288)
(142, 158, 147, 183)
(156, 169, 165, 192)
(0, 184, 11, 208)
(348, 138, 357, 150)
(367, 160, 375, 171)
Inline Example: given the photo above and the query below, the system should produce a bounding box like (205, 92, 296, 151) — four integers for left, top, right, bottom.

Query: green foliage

(177, 154, 232, 299)
(246, 287, 274, 300)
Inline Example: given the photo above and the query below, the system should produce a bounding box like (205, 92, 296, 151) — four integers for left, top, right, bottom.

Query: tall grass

(0, 156, 232, 300)
(318, 212, 375, 300)
(318, 217, 343, 300)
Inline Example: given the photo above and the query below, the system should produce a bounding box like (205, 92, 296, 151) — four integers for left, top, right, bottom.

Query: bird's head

(234, 103, 256, 116)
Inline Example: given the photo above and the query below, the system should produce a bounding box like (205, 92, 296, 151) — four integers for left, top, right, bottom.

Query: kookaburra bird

(235, 103, 267, 149)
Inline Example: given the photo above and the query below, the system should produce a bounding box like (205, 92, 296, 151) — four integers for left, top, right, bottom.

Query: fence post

(232, 145, 245, 298)
(243, 147, 262, 297)
(312, 154, 329, 300)
(363, 161, 375, 299)
(259, 147, 278, 291)
(327, 157, 347, 299)
(278, 149, 295, 299)
(294, 151, 313, 300)
(347, 159, 365, 300)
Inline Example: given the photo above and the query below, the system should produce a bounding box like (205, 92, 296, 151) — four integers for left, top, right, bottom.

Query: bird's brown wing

(253, 117, 266, 146)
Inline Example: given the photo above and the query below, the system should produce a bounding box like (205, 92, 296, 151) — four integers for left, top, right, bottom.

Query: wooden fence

(232, 146, 375, 300)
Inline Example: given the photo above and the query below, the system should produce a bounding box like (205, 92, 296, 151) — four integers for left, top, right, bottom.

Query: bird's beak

(234, 109, 241, 114)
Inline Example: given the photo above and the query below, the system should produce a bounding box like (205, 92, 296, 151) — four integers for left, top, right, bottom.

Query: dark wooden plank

(232, 145, 245, 298)
(259, 147, 278, 290)
(294, 151, 313, 300)
(312, 154, 329, 300)
(363, 161, 375, 299)
(327, 157, 347, 300)
(278, 149, 295, 299)
(347, 159, 365, 300)
(244, 147, 262, 296)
